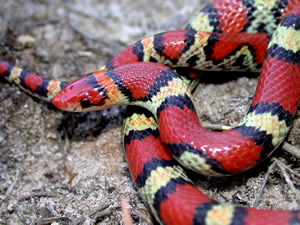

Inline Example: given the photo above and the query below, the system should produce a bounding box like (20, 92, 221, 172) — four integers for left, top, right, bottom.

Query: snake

(1, 0, 300, 224)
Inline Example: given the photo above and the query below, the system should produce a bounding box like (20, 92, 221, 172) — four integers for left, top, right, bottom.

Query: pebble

(17, 34, 36, 47)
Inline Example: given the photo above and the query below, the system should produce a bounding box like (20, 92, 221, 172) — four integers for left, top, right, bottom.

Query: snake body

(1, 0, 300, 224)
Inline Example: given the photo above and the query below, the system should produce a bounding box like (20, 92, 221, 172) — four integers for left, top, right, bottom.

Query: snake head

(52, 70, 110, 112)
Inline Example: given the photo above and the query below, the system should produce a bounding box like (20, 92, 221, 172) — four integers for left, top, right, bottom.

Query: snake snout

(52, 81, 83, 112)
(52, 92, 75, 111)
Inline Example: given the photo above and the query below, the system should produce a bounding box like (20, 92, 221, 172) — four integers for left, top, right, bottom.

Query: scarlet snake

(1, 0, 300, 224)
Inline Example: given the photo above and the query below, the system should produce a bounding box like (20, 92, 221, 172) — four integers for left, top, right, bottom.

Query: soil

(0, 0, 299, 224)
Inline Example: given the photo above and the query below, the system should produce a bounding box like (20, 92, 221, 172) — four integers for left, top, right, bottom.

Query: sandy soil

(0, 0, 299, 224)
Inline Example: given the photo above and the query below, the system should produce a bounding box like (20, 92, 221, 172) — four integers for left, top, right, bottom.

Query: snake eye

(80, 98, 90, 108)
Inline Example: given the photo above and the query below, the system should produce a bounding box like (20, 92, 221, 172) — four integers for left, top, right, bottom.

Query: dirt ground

(0, 0, 299, 225)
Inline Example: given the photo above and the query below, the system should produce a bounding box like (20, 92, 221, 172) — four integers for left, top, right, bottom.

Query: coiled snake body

(1, 0, 300, 224)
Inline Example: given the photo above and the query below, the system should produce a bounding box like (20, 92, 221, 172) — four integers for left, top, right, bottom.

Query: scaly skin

(1, 0, 299, 224)
(52, 7, 300, 225)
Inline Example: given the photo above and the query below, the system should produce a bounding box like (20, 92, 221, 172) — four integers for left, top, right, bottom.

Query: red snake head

(52, 62, 171, 112)
(52, 69, 111, 112)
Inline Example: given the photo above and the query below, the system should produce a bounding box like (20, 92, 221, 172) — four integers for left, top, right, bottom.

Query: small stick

(272, 158, 300, 195)
(18, 191, 58, 201)
(121, 195, 133, 225)
(282, 142, 300, 158)
(252, 161, 276, 207)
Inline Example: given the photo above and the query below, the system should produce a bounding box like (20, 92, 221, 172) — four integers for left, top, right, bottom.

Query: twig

(121, 195, 133, 225)
(282, 142, 300, 158)
(252, 161, 276, 207)
(272, 158, 300, 178)
(37, 216, 61, 225)
(70, 202, 111, 225)
(272, 158, 300, 195)
(87, 202, 110, 217)
(134, 209, 154, 225)
(18, 191, 58, 201)
(253, 158, 300, 207)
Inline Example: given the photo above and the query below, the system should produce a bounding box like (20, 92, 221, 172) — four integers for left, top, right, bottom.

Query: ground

(0, 0, 299, 225)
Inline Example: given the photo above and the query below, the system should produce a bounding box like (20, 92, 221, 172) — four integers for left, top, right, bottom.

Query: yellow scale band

(240, 112, 290, 147)
(141, 36, 176, 67)
(47, 80, 64, 100)
(180, 32, 210, 68)
(103, 74, 128, 106)
(176, 152, 224, 177)
(139, 164, 191, 225)
(202, 45, 258, 72)
(137, 77, 193, 117)
(142, 36, 156, 62)
(181, 32, 259, 72)
(139, 165, 191, 207)
(246, 0, 278, 33)
(123, 113, 157, 136)
(205, 204, 235, 225)
(269, 25, 300, 53)
(188, 11, 214, 32)
(8, 66, 22, 84)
